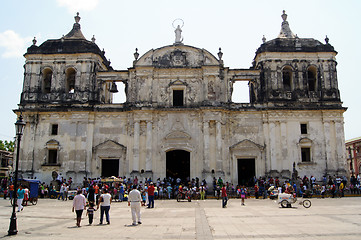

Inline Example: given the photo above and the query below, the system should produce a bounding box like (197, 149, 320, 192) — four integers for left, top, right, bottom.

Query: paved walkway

(0, 197, 360, 240)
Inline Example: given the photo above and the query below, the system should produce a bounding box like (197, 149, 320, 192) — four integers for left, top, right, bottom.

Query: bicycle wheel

(32, 198, 38, 205)
(302, 199, 311, 208)
(280, 200, 288, 208)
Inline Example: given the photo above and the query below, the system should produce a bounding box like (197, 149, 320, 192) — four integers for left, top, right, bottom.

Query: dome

(256, 37, 336, 54)
(24, 13, 111, 69)
(256, 11, 336, 55)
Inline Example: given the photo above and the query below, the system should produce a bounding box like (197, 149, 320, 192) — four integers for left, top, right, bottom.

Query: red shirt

(148, 185, 155, 196)
(94, 185, 99, 194)
(221, 187, 227, 197)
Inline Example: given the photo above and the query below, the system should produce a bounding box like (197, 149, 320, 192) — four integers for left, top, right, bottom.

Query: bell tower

(252, 11, 341, 108)
(20, 13, 112, 108)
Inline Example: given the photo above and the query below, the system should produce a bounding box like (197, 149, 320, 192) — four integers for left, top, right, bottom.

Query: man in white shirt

(72, 190, 86, 227)
(128, 185, 142, 226)
(97, 189, 112, 224)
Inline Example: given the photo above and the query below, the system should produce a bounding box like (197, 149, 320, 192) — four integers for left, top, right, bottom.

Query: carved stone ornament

(170, 49, 186, 67)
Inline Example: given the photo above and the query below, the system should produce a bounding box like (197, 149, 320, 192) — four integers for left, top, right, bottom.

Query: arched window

(299, 138, 312, 163)
(44, 139, 60, 166)
(282, 66, 293, 91)
(307, 66, 317, 91)
(65, 68, 76, 93)
(42, 68, 53, 93)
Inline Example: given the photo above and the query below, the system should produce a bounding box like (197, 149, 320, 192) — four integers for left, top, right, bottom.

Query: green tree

(0, 140, 15, 152)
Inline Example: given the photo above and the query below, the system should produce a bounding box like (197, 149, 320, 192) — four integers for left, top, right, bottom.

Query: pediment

(169, 79, 187, 86)
(165, 131, 191, 140)
(230, 139, 264, 150)
(299, 137, 312, 144)
(46, 139, 59, 146)
(93, 140, 126, 151)
(135, 45, 220, 68)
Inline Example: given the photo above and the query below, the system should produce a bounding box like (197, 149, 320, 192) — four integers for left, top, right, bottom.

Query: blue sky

(0, 0, 360, 141)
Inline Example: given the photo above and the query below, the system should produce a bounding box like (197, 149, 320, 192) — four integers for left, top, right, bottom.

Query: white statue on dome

(175, 25, 183, 44)
(173, 19, 184, 44)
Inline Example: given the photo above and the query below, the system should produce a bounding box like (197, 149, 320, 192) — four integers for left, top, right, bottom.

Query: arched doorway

(237, 158, 255, 187)
(166, 150, 190, 183)
(102, 159, 119, 177)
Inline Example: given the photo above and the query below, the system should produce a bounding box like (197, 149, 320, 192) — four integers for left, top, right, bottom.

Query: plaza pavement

(0, 197, 360, 240)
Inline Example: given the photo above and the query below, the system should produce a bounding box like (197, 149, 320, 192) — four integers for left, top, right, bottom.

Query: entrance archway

(102, 159, 119, 177)
(166, 150, 190, 183)
(237, 158, 255, 186)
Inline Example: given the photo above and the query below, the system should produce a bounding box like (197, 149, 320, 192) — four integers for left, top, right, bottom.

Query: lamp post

(8, 114, 26, 235)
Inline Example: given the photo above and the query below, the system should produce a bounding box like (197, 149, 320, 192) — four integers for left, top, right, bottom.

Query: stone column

(145, 121, 152, 171)
(269, 121, 277, 171)
(203, 121, 210, 172)
(262, 118, 270, 174)
(216, 121, 222, 172)
(323, 120, 332, 171)
(85, 115, 95, 177)
(335, 120, 346, 171)
(280, 121, 287, 169)
(133, 120, 140, 172)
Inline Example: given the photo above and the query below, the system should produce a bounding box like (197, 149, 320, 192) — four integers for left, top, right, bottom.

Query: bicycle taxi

(278, 193, 311, 208)
(21, 179, 40, 205)
(11, 179, 40, 206)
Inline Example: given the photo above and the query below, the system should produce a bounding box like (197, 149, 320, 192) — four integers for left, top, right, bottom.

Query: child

(86, 202, 96, 225)
(141, 191, 146, 206)
(240, 186, 247, 206)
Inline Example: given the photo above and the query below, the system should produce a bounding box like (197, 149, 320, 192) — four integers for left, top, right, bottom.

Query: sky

(0, 0, 360, 141)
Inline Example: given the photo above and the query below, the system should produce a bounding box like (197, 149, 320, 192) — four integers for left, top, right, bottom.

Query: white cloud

(56, 0, 99, 13)
(0, 30, 32, 58)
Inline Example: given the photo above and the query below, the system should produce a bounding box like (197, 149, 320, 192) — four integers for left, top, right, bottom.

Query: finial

(102, 48, 105, 55)
(325, 35, 329, 44)
(91, 35, 96, 43)
(134, 48, 139, 60)
(32, 37, 37, 46)
(217, 47, 223, 60)
(281, 10, 287, 22)
(75, 12, 81, 23)
(262, 35, 266, 43)
(295, 34, 299, 39)
(278, 10, 295, 38)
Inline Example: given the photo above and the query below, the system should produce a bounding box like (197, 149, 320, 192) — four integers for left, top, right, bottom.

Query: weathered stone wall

(16, 34, 347, 187)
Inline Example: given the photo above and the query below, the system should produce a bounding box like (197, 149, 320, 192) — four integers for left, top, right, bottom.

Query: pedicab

(268, 186, 279, 200)
(21, 179, 40, 205)
(11, 179, 40, 206)
(278, 193, 311, 208)
(176, 186, 192, 202)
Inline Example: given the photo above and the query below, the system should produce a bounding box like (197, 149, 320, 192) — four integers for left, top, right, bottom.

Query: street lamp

(8, 114, 26, 235)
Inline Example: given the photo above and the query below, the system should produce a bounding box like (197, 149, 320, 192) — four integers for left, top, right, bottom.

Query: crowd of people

(1, 174, 361, 203)
(1, 173, 361, 227)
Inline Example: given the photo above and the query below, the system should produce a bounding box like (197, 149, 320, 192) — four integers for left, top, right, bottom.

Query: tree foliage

(0, 140, 15, 152)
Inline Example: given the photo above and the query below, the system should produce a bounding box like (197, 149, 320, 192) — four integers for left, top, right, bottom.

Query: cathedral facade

(16, 12, 347, 185)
